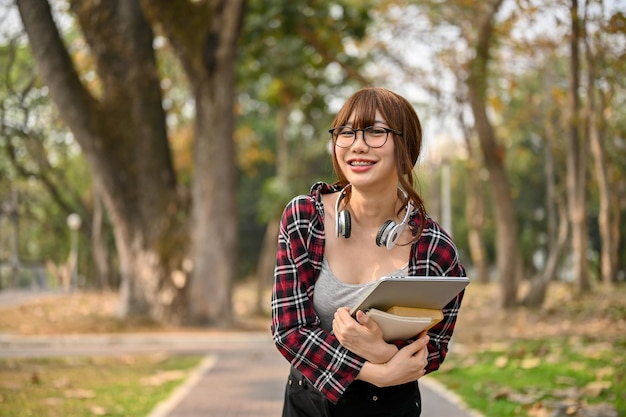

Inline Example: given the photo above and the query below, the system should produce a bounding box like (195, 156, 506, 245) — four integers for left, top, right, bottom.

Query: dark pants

(282, 367, 422, 417)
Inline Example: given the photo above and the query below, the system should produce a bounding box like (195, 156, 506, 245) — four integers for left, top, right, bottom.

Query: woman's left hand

(332, 307, 397, 363)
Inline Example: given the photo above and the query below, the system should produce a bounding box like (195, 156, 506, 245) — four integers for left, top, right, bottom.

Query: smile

(349, 160, 375, 166)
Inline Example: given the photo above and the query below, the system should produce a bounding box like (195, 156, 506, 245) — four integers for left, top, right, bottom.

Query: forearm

(355, 336, 430, 387)
(362, 341, 398, 364)
(355, 354, 425, 388)
(356, 361, 389, 386)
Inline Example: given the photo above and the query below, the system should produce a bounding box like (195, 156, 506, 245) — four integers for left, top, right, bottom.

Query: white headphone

(335, 184, 414, 250)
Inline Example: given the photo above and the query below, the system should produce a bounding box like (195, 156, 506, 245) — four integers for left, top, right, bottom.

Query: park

(0, 1, 624, 416)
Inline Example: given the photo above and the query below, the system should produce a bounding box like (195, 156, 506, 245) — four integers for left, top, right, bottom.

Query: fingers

(404, 334, 429, 355)
(355, 309, 368, 323)
(396, 335, 430, 372)
(355, 310, 380, 332)
(333, 307, 352, 325)
(332, 307, 358, 342)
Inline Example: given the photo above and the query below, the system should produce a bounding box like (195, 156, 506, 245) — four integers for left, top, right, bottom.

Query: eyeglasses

(329, 126, 402, 148)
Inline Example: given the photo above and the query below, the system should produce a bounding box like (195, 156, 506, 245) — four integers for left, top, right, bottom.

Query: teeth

(350, 161, 373, 166)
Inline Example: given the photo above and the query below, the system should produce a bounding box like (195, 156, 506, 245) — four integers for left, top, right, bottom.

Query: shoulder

(414, 215, 464, 275)
(419, 216, 457, 250)
(281, 182, 339, 227)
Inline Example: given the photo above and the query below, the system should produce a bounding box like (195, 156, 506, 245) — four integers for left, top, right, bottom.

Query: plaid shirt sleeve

(271, 193, 365, 404)
(410, 217, 467, 375)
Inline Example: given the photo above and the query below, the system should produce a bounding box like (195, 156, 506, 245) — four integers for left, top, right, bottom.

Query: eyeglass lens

(331, 126, 392, 148)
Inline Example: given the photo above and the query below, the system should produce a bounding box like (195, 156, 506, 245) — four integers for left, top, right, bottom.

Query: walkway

(0, 290, 481, 417)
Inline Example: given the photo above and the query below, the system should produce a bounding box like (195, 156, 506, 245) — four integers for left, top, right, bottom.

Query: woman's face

(334, 110, 399, 190)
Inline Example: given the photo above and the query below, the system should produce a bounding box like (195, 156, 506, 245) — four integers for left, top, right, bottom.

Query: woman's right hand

(356, 333, 430, 387)
(333, 307, 397, 363)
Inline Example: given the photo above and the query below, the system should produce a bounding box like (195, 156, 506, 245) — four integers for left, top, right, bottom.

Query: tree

(584, 0, 623, 287)
(0, 25, 112, 289)
(16, 0, 245, 325)
(565, 0, 591, 293)
(237, 0, 374, 311)
(144, 1, 245, 325)
(466, 0, 525, 308)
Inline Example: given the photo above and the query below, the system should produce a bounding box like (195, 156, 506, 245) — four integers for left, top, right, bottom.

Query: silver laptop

(350, 276, 469, 315)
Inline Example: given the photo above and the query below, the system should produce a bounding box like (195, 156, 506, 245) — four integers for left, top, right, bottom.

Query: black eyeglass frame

(328, 126, 402, 148)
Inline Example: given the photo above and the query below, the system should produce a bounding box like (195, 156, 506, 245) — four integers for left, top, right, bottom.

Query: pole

(441, 161, 452, 237)
(66, 213, 81, 292)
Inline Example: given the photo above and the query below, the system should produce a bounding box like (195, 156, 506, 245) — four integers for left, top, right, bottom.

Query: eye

(338, 127, 354, 136)
(367, 127, 387, 136)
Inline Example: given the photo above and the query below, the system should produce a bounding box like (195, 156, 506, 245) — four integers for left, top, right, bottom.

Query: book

(365, 306, 444, 342)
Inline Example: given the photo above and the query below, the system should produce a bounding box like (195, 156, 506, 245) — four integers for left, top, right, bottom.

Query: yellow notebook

(365, 306, 444, 342)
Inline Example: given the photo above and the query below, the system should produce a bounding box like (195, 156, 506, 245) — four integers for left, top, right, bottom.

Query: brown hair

(330, 86, 427, 239)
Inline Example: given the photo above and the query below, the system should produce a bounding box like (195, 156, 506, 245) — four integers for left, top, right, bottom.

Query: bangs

(332, 90, 382, 128)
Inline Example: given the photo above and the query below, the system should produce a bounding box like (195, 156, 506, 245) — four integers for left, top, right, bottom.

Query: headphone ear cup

(384, 223, 404, 250)
(375, 220, 395, 247)
(337, 210, 352, 238)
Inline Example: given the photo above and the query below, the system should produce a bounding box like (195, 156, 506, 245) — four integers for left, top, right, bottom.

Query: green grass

(0, 354, 204, 417)
(432, 337, 625, 417)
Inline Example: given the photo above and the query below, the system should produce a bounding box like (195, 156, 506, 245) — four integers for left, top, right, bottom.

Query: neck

(347, 187, 404, 228)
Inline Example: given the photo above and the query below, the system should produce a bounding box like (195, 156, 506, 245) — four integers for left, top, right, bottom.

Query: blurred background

(0, 0, 624, 327)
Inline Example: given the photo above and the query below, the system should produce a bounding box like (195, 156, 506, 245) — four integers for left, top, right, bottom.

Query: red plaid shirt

(271, 182, 466, 403)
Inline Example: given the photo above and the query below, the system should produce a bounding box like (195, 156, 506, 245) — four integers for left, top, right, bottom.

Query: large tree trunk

(143, 0, 246, 325)
(584, 16, 616, 286)
(566, 0, 591, 293)
(17, 0, 188, 323)
(91, 184, 114, 290)
(466, 0, 522, 308)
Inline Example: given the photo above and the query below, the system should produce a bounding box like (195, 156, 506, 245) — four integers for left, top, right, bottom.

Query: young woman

(271, 87, 466, 417)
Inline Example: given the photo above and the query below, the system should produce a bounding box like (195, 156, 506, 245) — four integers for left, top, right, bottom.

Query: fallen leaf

(521, 357, 541, 369)
(578, 402, 619, 417)
(495, 355, 508, 368)
(491, 387, 514, 400)
(595, 367, 613, 380)
(550, 387, 579, 399)
(581, 380, 611, 397)
(527, 403, 551, 417)
(52, 377, 71, 388)
(64, 388, 96, 399)
(89, 405, 108, 415)
(507, 391, 538, 405)
(43, 397, 63, 406)
(141, 370, 185, 386)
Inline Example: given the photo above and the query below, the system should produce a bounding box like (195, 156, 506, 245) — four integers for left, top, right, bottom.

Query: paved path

(154, 333, 480, 417)
(0, 290, 481, 417)
(0, 331, 479, 417)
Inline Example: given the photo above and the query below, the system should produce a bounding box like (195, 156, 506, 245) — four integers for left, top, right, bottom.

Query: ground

(2, 281, 623, 417)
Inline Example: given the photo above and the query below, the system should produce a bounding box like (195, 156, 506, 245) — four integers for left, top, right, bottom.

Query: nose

(351, 130, 369, 149)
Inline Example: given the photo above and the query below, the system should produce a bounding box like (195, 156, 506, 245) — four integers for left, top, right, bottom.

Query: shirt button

(372, 395, 378, 401)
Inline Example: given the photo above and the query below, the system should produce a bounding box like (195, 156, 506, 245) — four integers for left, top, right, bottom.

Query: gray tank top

(313, 258, 408, 331)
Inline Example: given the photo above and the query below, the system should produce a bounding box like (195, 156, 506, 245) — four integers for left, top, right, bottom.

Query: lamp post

(426, 133, 466, 237)
(440, 159, 452, 236)
(66, 213, 81, 292)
